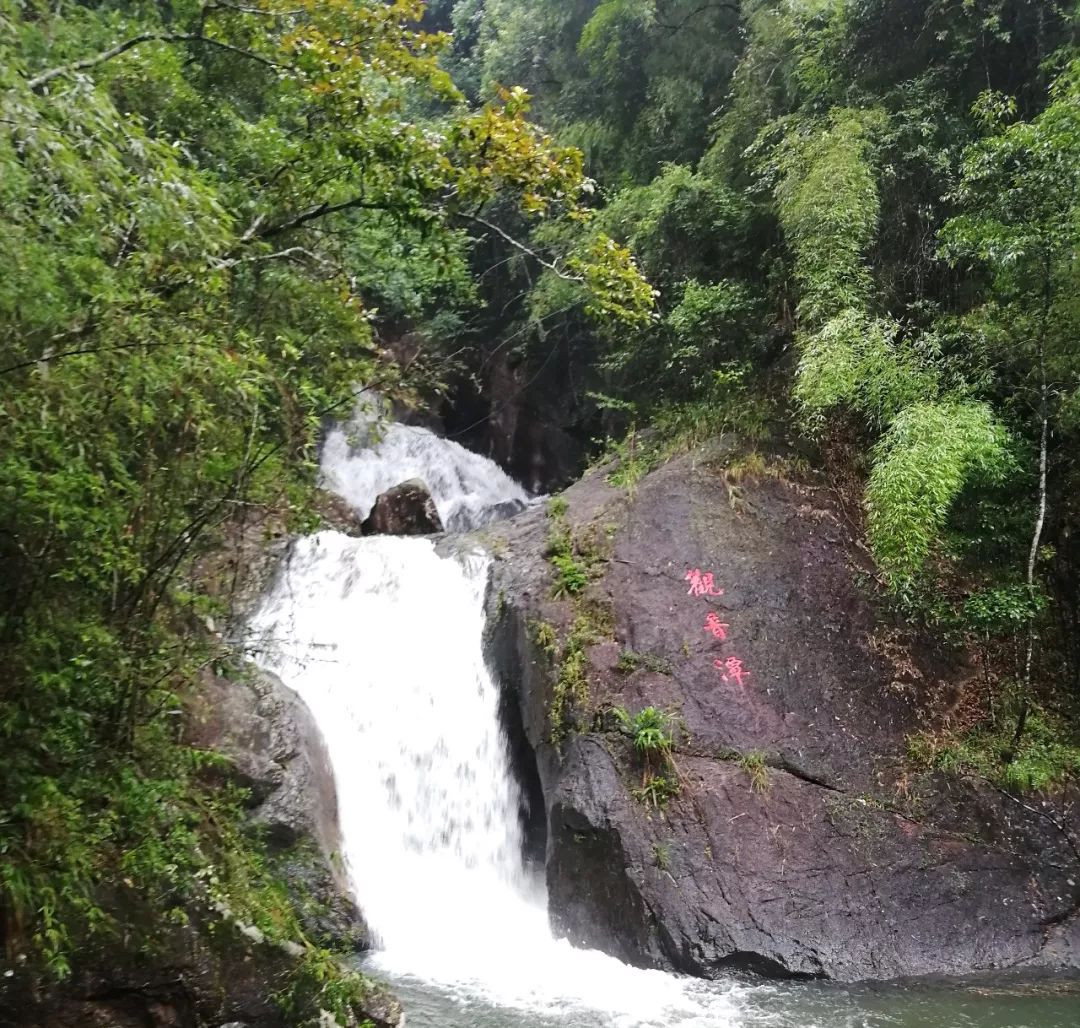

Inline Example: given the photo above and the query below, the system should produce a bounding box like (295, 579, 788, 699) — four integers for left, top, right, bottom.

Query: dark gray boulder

(187, 668, 368, 951)
(362, 478, 443, 536)
(481, 438, 1080, 983)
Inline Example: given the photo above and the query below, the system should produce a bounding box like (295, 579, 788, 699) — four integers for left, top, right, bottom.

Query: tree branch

(459, 214, 583, 284)
(26, 32, 282, 91)
(247, 196, 397, 241)
(0, 338, 208, 378)
(211, 246, 335, 271)
(1011, 251, 1053, 757)
(203, 1, 304, 16)
(656, 2, 741, 35)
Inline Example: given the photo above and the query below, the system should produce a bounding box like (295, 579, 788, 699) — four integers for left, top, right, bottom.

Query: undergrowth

(717, 746, 773, 793)
(651, 841, 672, 871)
(613, 705, 683, 808)
(548, 606, 614, 743)
(545, 496, 607, 597)
(908, 701, 1080, 791)
(601, 367, 773, 493)
(615, 649, 673, 676)
(278, 951, 379, 1028)
(738, 751, 772, 793)
(633, 772, 681, 809)
(543, 498, 617, 741)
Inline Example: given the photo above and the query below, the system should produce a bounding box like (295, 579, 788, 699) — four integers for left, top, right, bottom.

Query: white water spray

(320, 397, 530, 531)
(247, 409, 743, 1026)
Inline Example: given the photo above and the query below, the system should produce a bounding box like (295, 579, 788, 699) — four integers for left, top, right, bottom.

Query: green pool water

(375, 967, 1080, 1028)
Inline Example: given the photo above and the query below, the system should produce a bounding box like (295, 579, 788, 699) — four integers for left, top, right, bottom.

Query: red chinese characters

(703, 612, 729, 640)
(714, 656, 749, 688)
(686, 568, 724, 597)
(685, 566, 755, 689)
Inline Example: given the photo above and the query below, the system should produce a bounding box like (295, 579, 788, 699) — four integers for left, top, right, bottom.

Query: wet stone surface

(481, 440, 1080, 983)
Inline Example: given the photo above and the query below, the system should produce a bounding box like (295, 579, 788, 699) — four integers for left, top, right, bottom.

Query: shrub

(866, 400, 1009, 594)
(738, 751, 771, 793)
(551, 553, 590, 597)
(614, 706, 682, 803)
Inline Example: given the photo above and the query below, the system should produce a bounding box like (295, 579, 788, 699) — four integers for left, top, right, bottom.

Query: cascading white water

(320, 395, 530, 531)
(247, 534, 530, 949)
(246, 407, 742, 1026)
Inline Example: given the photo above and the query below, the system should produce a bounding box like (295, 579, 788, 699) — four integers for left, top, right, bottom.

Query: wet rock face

(442, 348, 597, 494)
(362, 478, 443, 536)
(483, 439, 1080, 983)
(187, 669, 368, 951)
(0, 908, 400, 1028)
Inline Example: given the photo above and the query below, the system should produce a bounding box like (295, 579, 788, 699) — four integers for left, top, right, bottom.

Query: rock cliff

(482, 438, 1080, 982)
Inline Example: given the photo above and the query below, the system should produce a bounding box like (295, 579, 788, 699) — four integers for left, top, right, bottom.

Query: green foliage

(613, 705, 682, 806)
(612, 705, 675, 759)
(446, 0, 1080, 778)
(603, 426, 660, 494)
(771, 104, 945, 440)
(549, 614, 606, 743)
(651, 365, 771, 448)
(722, 449, 810, 486)
(546, 562, 617, 741)
(866, 401, 1009, 593)
(961, 585, 1047, 637)
(546, 493, 608, 597)
(632, 773, 681, 810)
(471, 0, 742, 180)
(738, 751, 771, 794)
(597, 165, 756, 290)
(585, 166, 766, 408)
(614, 649, 672, 676)
(666, 280, 764, 353)
(567, 235, 658, 327)
(601, 364, 770, 496)
(532, 619, 559, 656)
(551, 554, 590, 598)
(0, 0, 651, 977)
(908, 703, 1080, 791)
(547, 495, 570, 519)
(278, 946, 379, 1028)
(651, 840, 672, 871)
(794, 311, 938, 429)
(7, 0, 1080, 978)
(773, 107, 887, 326)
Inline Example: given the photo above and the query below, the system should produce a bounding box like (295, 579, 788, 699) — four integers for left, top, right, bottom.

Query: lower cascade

(245, 415, 741, 1026)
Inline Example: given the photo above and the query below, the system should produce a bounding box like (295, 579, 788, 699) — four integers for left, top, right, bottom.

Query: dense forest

(422, 0, 1080, 784)
(2, 0, 1079, 1017)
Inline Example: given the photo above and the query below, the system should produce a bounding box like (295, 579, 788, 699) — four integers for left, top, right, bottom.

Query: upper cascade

(321, 397, 530, 533)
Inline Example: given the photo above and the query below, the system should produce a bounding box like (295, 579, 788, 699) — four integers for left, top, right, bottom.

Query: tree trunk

(1010, 263, 1052, 759)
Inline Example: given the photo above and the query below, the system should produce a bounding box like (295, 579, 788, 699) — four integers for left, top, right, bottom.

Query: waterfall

(246, 407, 741, 1026)
(247, 534, 530, 949)
(320, 395, 530, 531)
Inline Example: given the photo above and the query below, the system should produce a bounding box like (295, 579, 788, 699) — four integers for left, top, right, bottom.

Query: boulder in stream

(362, 478, 443, 536)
